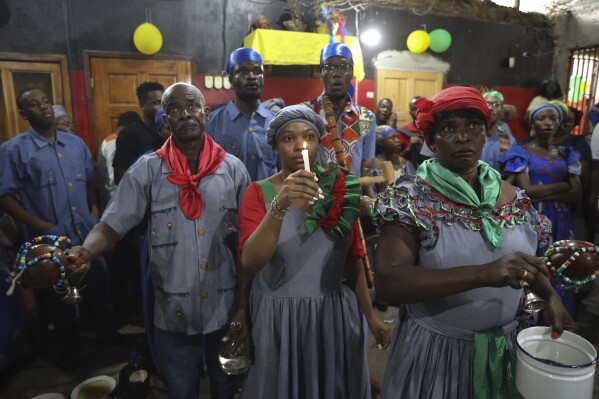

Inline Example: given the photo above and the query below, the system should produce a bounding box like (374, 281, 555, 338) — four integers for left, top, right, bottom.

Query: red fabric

(155, 134, 225, 220)
(396, 130, 411, 150)
(414, 86, 491, 147)
(403, 122, 420, 135)
(238, 182, 265, 260)
(317, 172, 346, 231)
(347, 222, 365, 260)
(237, 182, 364, 261)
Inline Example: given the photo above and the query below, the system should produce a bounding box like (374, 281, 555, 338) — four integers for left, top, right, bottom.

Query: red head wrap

(414, 86, 491, 149)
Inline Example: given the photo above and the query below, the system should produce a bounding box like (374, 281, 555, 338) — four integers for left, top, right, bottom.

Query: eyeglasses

(321, 63, 353, 74)
(486, 101, 503, 109)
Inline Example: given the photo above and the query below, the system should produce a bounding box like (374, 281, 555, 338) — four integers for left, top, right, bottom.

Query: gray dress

(371, 176, 551, 399)
(241, 204, 371, 399)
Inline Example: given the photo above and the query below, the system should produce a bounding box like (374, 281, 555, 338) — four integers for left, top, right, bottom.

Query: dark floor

(1, 306, 599, 399)
(0, 305, 394, 399)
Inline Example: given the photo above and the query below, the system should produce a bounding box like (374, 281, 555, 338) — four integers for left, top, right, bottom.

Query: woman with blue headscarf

(237, 105, 389, 398)
(500, 102, 582, 315)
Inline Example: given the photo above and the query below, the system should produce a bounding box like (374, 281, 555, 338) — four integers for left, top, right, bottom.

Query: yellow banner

(243, 30, 365, 81)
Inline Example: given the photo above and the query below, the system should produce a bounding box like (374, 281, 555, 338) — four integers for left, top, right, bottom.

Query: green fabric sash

(304, 164, 360, 239)
(257, 179, 277, 203)
(416, 159, 503, 247)
(473, 328, 522, 399)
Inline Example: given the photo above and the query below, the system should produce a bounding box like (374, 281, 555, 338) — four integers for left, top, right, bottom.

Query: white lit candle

(301, 142, 310, 171)
(302, 142, 313, 204)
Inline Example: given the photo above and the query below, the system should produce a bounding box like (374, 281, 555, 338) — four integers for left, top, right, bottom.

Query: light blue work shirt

(101, 151, 250, 335)
(207, 101, 277, 181)
(0, 128, 97, 245)
(480, 121, 516, 171)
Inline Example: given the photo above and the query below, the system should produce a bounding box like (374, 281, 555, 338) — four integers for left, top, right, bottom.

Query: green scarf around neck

(416, 158, 503, 247)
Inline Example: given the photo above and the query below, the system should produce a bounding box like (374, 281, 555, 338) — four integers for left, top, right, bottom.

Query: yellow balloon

(407, 30, 430, 53)
(580, 81, 589, 93)
(133, 22, 163, 55)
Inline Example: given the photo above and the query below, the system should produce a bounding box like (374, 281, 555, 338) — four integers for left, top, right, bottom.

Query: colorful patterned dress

(500, 145, 581, 315)
(500, 145, 580, 243)
(371, 176, 550, 399)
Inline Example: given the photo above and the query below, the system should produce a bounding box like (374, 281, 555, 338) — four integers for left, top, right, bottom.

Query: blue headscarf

(320, 43, 353, 66)
(376, 125, 396, 139)
(529, 103, 562, 126)
(266, 105, 325, 147)
(154, 108, 165, 131)
(226, 48, 263, 74)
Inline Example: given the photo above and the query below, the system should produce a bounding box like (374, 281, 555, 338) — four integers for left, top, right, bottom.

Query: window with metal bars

(564, 46, 599, 135)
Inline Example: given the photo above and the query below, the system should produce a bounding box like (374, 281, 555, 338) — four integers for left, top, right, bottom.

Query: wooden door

(0, 54, 71, 144)
(89, 56, 193, 152)
(375, 69, 445, 126)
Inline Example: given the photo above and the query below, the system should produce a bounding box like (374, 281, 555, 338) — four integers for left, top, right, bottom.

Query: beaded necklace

(544, 240, 599, 292)
(6, 235, 71, 296)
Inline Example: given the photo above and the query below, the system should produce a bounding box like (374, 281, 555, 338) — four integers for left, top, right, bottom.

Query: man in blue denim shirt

(0, 88, 110, 369)
(0, 89, 98, 244)
(69, 83, 251, 399)
(207, 47, 278, 181)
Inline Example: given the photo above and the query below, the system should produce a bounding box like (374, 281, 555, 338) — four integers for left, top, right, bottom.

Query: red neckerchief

(155, 134, 225, 219)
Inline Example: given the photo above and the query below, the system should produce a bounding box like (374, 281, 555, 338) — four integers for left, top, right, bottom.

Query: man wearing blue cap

(303, 43, 376, 179)
(207, 47, 278, 181)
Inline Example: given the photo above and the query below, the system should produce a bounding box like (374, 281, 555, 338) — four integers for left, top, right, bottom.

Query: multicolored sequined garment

(303, 95, 376, 177)
(372, 175, 551, 250)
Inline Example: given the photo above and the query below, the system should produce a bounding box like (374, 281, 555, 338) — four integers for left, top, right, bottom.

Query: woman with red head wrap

(371, 86, 575, 398)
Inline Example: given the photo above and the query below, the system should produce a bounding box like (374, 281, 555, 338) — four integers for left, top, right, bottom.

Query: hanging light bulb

(360, 27, 381, 46)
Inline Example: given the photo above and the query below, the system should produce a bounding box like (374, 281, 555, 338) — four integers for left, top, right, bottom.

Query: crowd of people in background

(1, 42, 598, 399)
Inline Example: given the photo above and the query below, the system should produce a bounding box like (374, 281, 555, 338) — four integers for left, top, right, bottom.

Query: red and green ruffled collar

(304, 163, 360, 239)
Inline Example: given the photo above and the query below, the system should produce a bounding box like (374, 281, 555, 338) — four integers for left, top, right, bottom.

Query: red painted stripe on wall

(70, 69, 92, 149)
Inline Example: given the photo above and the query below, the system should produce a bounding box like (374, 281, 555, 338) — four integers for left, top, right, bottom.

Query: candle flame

(303, 142, 307, 149)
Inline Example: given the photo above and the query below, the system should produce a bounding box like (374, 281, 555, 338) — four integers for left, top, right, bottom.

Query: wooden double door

(87, 53, 193, 152)
(375, 69, 445, 126)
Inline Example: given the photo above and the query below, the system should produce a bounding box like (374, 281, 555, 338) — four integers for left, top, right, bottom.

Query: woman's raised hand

(276, 170, 323, 210)
(483, 251, 550, 289)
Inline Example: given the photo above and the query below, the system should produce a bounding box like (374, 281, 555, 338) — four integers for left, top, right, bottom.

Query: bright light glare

(360, 28, 381, 46)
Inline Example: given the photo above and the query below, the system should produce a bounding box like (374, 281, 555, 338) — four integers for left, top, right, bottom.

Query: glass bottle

(218, 321, 250, 375)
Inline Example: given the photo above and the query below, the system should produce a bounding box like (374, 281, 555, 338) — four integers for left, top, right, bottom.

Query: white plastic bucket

(516, 326, 597, 399)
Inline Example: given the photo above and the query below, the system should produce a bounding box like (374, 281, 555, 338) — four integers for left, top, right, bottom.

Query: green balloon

(569, 75, 582, 88)
(429, 29, 452, 53)
(567, 75, 584, 102)
(567, 88, 584, 103)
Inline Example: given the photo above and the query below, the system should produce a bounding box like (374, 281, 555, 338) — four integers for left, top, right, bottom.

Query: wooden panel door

(89, 57, 193, 152)
(0, 55, 71, 144)
(375, 69, 445, 126)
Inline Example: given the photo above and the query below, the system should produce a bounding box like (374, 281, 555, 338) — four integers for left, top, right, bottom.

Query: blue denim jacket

(207, 101, 277, 181)
(0, 128, 97, 245)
